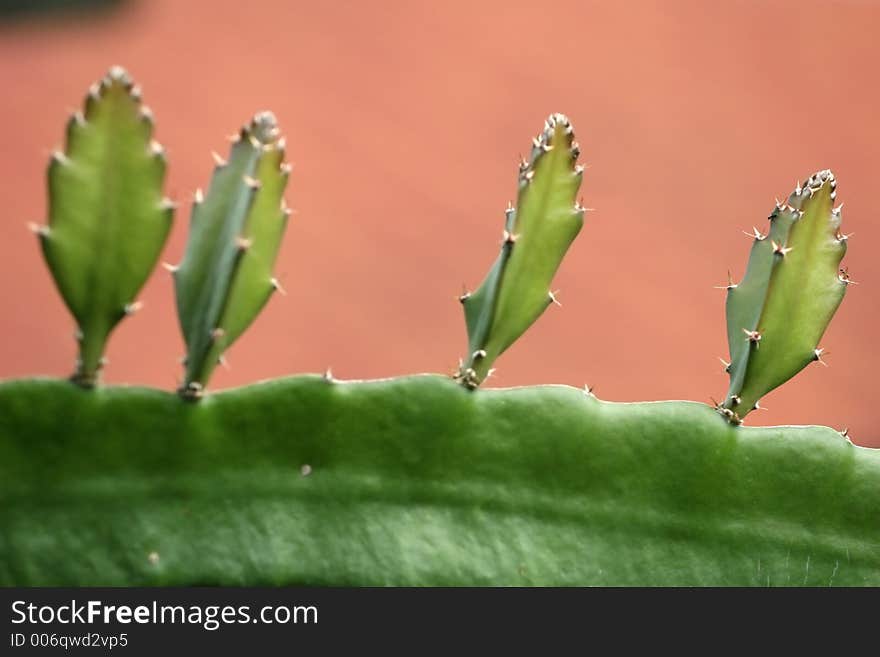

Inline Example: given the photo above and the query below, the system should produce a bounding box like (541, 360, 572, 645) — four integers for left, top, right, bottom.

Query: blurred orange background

(1, 0, 877, 445)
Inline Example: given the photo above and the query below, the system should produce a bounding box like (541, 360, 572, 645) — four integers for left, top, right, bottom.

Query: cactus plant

(171, 112, 291, 398)
(0, 377, 877, 586)
(720, 170, 849, 423)
(30, 66, 173, 386)
(455, 113, 584, 388)
(1, 67, 877, 587)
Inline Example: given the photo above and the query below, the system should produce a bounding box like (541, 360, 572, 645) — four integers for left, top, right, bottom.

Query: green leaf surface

(36, 67, 172, 384)
(1, 376, 876, 586)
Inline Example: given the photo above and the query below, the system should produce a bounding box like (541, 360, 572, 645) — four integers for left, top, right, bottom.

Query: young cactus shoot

(720, 170, 849, 423)
(172, 112, 291, 399)
(32, 66, 173, 386)
(455, 113, 585, 388)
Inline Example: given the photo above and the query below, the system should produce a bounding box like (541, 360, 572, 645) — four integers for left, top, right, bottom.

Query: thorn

(472, 349, 487, 360)
(105, 65, 130, 84)
(714, 271, 737, 290)
(235, 236, 253, 251)
(813, 348, 828, 366)
(744, 226, 766, 241)
(243, 175, 262, 189)
(574, 199, 594, 214)
(522, 169, 535, 182)
(211, 151, 227, 167)
(218, 354, 230, 370)
(271, 277, 286, 295)
(753, 400, 766, 412)
(743, 328, 762, 345)
(832, 202, 844, 217)
(179, 381, 204, 400)
(280, 162, 293, 175)
(574, 164, 585, 176)
(485, 368, 497, 380)
(453, 365, 479, 389)
(323, 367, 334, 382)
(74, 328, 83, 342)
(160, 197, 178, 211)
(584, 384, 595, 397)
(194, 188, 204, 204)
(162, 262, 179, 273)
(830, 191, 837, 201)
(459, 284, 471, 304)
(838, 267, 857, 285)
(51, 150, 70, 166)
(794, 180, 802, 196)
(719, 357, 731, 372)
(518, 155, 529, 171)
(505, 201, 515, 217)
(210, 327, 225, 341)
(835, 230, 853, 242)
(502, 230, 519, 244)
(774, 198, 784, 210)
(730, 394, 741, 406)
(71, 110, 86, 127)
(123, 301, 143, 316)
(149, 140, 164, 157)
(300, 464, 312, 477)
(139, 106, 154, 122)
(771, 240, 793, 256)
(548, 290, 562, 307)
(840, 428, 852, 443)
(713, 401, 742, 425)
(27, 222, 50, 237)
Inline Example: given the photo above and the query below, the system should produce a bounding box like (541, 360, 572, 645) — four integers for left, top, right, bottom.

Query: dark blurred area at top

(0, 0, 125, 19)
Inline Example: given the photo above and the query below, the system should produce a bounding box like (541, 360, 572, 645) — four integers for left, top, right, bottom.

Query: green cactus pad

(34, 67, 173, 386)
(173, 112, 291, 397)
(722, 170, 848, 422)
(1, 376, 876, 586)
(456, 114, 584, 388)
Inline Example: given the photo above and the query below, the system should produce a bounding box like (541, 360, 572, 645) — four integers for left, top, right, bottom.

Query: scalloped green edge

(0, 376, 877, 586)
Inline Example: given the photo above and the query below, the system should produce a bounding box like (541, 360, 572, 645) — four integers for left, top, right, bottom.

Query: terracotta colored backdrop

(1, 0, 877, 445)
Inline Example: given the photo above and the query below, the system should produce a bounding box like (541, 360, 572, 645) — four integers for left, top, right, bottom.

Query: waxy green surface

(1, 376, 876, 586)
